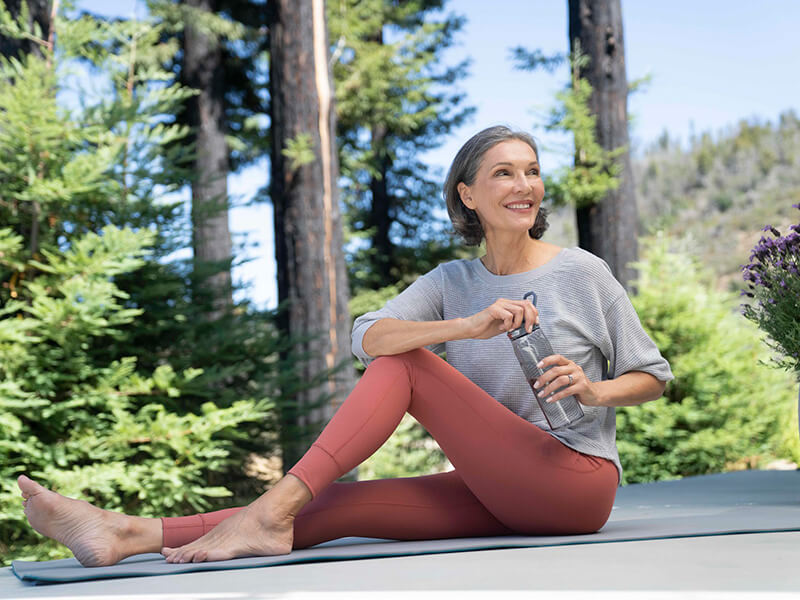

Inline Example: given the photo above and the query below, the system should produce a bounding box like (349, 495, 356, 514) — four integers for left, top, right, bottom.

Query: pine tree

(568, 0, 638, 289)
(328, 0, 474, 293)
(267, 0, 357, 474)
(180, 0, 235, 316)
(0, 4, 275, 564)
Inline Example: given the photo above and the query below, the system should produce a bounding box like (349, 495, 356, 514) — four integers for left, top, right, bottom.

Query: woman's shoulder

(434, 256, 480, 275)
(559, 246, 614, 275)
(555, 247, 627, 298)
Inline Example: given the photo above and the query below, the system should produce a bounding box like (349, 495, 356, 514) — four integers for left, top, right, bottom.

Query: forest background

(1, 0, 799, 563)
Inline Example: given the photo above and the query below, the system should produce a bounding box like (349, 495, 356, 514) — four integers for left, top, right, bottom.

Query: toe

(18, 475, 48, 500)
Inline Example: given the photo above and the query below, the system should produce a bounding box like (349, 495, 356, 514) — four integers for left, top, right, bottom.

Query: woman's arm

(361, 317, 469, 358)
(589, 371, 666, 407)
(361, 297, 541, 358)
(535, 354, 667, 408)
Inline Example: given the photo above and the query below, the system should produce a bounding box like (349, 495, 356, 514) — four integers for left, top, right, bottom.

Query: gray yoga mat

(12, 469, 800, 584)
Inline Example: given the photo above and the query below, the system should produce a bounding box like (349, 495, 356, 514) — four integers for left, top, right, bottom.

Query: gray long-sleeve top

(351, 247, 674, 482)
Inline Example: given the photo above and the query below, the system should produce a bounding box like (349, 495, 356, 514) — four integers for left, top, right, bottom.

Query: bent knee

(368, 347, 434, 368)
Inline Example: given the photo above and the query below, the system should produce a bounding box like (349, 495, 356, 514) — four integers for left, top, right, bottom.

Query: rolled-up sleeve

(351, 266, 445, 368)
(603, 293, 674, 382)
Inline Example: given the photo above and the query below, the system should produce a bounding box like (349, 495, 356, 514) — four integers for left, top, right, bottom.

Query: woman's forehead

(481, 139, 538, 165)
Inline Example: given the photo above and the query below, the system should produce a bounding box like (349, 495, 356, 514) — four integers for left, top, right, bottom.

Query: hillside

(634, 110, 800, 291)
(544, 110, 800, 292)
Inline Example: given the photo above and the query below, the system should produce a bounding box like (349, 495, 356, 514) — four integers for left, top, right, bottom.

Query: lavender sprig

(741, 204, 800, 380)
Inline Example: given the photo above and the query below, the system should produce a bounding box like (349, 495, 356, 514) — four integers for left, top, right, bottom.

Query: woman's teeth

(506, 203, 531, 209)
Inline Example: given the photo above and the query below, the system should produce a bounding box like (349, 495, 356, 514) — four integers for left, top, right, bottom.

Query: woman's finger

(491, 307, 514, 330)
(534, 363, 571, 390)
(494, 303, 522, 331)
(537, 354, 568, 369)
(543, 374, 578, 402)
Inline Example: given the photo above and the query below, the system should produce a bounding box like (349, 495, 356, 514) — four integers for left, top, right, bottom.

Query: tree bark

(268, 0, 357, 475)
(365, 28, 394, 288)
(182, 0, 233, 315)
(0, 0, 50, 59)
(369, 120, 394, 288)
(568, 0, 638, 290)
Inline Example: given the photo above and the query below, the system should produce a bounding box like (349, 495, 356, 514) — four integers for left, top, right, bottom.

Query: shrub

(618, 235, 800, 484)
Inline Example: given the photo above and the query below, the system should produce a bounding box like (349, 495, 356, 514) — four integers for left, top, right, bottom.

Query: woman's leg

(292, 347, 617, 536)
(163, 470, 515, 551)
(18, 475, 163, 568)
(164, 348, 617, 560)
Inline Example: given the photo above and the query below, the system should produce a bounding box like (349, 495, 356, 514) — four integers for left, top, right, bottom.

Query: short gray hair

(444, 125, 549, 246)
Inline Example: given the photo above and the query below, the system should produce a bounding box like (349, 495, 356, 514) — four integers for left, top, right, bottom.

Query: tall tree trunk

(0, 0, 50, 59)
(569, 0, 638, 289)
(369, 121, 393, 288)
(268, 0, 357, 476)
(182, 0, 233, 315)
(366, 28, 393, 288)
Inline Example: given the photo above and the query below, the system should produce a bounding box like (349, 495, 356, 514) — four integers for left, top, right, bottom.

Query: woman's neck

(480, 238, 560, 275)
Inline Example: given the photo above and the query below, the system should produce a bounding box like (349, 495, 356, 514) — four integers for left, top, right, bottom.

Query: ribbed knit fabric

(351, 247, 674, 481)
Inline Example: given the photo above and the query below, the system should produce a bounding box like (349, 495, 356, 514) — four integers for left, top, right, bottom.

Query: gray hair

(444, 125, 549, 246)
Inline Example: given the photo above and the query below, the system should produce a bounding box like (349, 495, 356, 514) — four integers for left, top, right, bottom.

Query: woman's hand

(462, 298, 539, 340)
(534, 354, 605, 407)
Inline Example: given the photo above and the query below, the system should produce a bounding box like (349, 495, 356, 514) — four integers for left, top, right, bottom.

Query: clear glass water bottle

(507, 291, 584, 430)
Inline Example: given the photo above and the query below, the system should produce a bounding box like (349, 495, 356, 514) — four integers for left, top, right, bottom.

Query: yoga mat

(12, 469, 800, 584)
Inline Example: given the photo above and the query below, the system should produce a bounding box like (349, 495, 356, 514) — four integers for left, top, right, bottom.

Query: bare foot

(17, 475, 160, 567)
(162, 503, 295, 563)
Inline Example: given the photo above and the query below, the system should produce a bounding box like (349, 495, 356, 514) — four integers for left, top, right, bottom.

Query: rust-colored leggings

(162, 348, 618, 549)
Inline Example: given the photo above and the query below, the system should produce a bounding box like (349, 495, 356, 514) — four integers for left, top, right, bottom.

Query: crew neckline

(472, 247, 570, 283)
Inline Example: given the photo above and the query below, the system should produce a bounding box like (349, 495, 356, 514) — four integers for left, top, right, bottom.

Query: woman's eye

(528, 169, 540, 176)
(494, 169, 509, 176)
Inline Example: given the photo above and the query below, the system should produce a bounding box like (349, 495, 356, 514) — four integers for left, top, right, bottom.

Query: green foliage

(512, 44, 623, 211)
(617, 235, 800, 484)
(146, 0, 270, 171)
(359, 414, 448, 480)
(0, 226, 270, 564)
(634, 110, 800, 286)
(541, 51, 622, 209)
(329, 0, 474, 292)
(0, 6, 289, 565)
(282, 133, 316, 171)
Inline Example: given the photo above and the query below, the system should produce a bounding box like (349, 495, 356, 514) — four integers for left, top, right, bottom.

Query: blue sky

(78, 0, 800, 308)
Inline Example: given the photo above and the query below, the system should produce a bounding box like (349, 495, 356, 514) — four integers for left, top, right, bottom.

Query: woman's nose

(512, 172, 532, 193)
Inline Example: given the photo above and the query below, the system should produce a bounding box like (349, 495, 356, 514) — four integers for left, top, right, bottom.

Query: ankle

(122, 515, 164, 555)
(253, 474, 312, 519)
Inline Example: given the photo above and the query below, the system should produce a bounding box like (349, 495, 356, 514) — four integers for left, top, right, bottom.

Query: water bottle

(507, 291, 584, 430)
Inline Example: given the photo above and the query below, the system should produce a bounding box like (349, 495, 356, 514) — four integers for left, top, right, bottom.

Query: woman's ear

(457, 182, 474, 209)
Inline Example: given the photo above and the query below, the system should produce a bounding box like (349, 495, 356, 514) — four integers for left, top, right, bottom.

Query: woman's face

(457, 139, 545, 240)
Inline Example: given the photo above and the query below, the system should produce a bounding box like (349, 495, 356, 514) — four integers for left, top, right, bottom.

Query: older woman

(18, 125, 672, 566)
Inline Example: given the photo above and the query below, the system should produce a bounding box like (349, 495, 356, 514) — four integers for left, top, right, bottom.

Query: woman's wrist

(454, 317, 473, 340)
(590, 374, 665, 408)
(586, 380, 609, 407)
